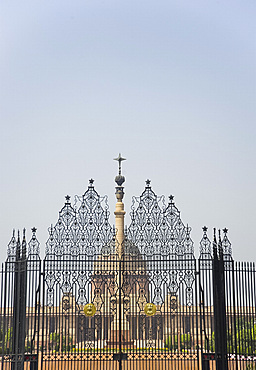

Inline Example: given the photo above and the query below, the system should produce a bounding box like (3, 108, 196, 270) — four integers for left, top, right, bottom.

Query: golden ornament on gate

(144, 303, 156, 316)
(83, 303, 96, 317)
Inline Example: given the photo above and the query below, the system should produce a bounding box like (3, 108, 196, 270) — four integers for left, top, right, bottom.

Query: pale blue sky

(0, 0, 255, 262)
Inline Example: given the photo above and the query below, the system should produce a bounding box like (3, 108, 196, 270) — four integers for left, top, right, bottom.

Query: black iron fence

(0, 181, 255, 370)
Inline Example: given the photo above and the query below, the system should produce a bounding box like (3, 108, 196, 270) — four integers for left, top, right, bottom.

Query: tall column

(114, 186, 126, 258)
(113, 153, 126, 257)
(113, 153, 126, 334)
(107, 154, 133, 350)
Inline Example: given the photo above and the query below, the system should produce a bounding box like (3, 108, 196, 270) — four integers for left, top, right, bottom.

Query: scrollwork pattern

(127, 181, 195, 305)
(127, 181, 194, 258)
(45, 181, 113, 259)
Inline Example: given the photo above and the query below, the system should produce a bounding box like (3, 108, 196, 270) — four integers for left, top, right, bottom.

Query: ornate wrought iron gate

(1, 179, 256, 370)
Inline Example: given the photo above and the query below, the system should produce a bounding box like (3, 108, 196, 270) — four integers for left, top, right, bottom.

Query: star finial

(114, 153, 126, 175)
(223, 228, 228, 234)
(146, 179, 151, 187)
(65, 195, 70, 203)
(169, 195, 174, 203)
(89, 178, 94, 186)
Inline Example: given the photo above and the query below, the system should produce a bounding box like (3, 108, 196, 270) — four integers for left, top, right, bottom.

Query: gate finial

(16, 230, 21, 260)
(22, 228, 27, 259)
(213, 228, 218, 259)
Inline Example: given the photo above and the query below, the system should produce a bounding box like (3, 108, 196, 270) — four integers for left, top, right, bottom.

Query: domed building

(41, 154, 196, 351)
(2, 155, 246, 370)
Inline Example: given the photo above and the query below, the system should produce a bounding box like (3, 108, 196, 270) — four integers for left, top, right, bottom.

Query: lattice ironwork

(199, 226, 212, 259)
(222, 228, 232, 260)
(199, 226, 232, 267)
(127, 180, 195, 306)
(7, 229, 16, 260)
(45, 180, 113, 259)
(3, 176, 248, 370)
(28, 227, 40, 259)
(127, 180, 194, 258)
(44, 180, 115, 306)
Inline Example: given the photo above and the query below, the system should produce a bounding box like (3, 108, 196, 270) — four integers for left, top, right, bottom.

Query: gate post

(12, 230, 27, 370)
(212, 229, 228, 370)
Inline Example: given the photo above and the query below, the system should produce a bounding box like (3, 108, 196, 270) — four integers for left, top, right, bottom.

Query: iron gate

(0, 180, 256, 370)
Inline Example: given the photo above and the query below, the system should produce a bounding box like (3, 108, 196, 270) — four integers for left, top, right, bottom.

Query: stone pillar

(106, 155, 133, 348)
(114, 186, 126, 257)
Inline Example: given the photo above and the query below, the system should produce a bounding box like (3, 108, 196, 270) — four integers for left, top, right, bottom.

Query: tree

(207, 319, 256, 356)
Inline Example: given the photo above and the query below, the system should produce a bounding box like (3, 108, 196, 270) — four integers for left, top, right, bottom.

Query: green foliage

(0, 327, 13, 354)
(226, 318, 256, 355)
(165, 333, 191, 351)
(246, 365, 256, 370)
(4, 327, 13, 354)
(49, 332, 73, 352)
(207, 318, 256, 356)
(0, 328, 3, 354)
(235, 323, 256, 355)
(207, 331, 215, 352)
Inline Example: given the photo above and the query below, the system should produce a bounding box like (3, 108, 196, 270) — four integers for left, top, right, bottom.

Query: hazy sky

(0, 0, 255, 263)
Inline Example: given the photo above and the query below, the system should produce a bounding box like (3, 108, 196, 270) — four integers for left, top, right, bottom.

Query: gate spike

(213, 228, 218, 259)
(218, 229, 223, 260)
(16, 230, 21, 260)
(22, 228, 27, 259)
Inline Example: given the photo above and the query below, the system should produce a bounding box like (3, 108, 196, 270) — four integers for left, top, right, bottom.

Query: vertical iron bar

(12, 254, 19, 370)
(213, 235, 228, 370)
(2, 262, 8, 369)
(231, 261, 238, 370)
(12, 241, 27, 370)
(118, 254, 122, 370)
(41, 264, 45, 370)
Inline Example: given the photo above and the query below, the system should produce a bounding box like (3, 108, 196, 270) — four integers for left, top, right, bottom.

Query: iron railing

(0, 181, 255, 370)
